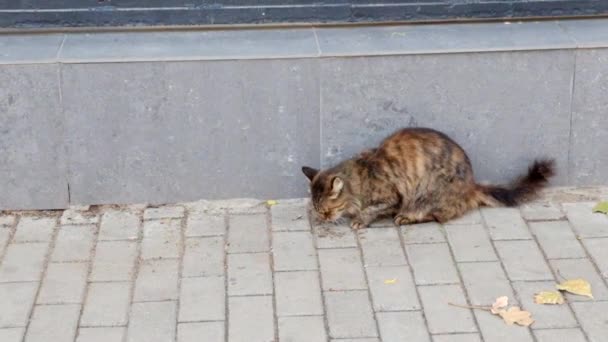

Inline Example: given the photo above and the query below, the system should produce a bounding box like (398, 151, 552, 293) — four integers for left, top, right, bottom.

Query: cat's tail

(474, 159, 555, 207)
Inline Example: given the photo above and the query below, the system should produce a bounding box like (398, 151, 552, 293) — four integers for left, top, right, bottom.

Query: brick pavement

(0, 187, 607, 342)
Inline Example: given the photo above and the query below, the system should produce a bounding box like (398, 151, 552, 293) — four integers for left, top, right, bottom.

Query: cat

(302, 127, 554, 229)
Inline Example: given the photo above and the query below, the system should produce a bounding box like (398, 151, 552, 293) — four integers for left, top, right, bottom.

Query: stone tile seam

(22, 216, 62, 341)
(396, 223, 435, 342)
(266, 206, 280, 342)
(310, 219, 335, 341)
(222, 213, 230, 342)
(119, 211, 144, 342)
(442, 222, 485, 339)
(527, 220, 591, 342)
(478, 210, 536, 341)
(354, 229, 382, 339)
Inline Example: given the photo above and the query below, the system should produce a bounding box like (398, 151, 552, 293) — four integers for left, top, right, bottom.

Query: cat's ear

(330, 177, 344, 198)
(301, 166, 319, 181)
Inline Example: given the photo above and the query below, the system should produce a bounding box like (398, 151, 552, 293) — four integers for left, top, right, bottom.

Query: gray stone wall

(1, 19, 607, 209)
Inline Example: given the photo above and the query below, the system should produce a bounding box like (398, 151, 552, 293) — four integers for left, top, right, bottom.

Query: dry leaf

(266, 200, 278, 206)
(497, 307, 534, 326)
(534, 291, 565, 305)
(491, 296, 509, 314)
(384, 278, 397, 285)
(556, 279, 594, 299)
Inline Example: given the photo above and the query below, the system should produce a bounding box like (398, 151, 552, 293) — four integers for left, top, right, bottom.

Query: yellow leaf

(384, 278, 397, 285)
(497, 307, 534, 326)
(491, 296, 509, 314)
(266, 200, 278, 206)
(592, 201, 608, 215)
(556, 279, 594, 299)
(534, 291, 565, 305)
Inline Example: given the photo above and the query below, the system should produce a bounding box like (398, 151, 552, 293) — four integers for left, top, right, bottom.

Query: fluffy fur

(302, 127, 555, 229)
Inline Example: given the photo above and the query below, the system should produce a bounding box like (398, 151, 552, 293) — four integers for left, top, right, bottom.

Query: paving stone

(60, 209, 99, 225)
(520, 202, 565, 221)
(81, 282, 131, 326)
(563, 202, 608, 238)
(0, 242, 48, 282)
(0, 328, 24, 342)
(369, 218, 394, 228)
(318, 248, 367, 290)
(37, 262, 88, 304)
(432, 334, 482, 342)
(0, 282, 38, 327)
(529, 221, 586, 259)
(179, 276, 225, 322)
(512, 281, 578, 329)
(228, 296, 274, 342)
(325, 291, 378, 339)
(359, 228, 406, 267)
(278, 316, 327, 342)
(142, 219, 181, 259)
(271, 202, 310, 231)
(127, 301, 177, 342)
(228, 253, 272, 295)
(25, 304, 80, 342)
(133, 259, 179, 302)
(402, 222, 445, 244)
(445, 224, 497, 262)
(406, 243, 459, 285)
(227, 214, 269, 253)
(418, 285, 477, 334)
(76, 327, 125, 342)
(12, 216, 55, 242)
(474, 310, 534, 342)
(377, 311, 430, 342)
(582, 238, 608, 278)
(99, 210, 140, 241)
(458, 262, 516, 305)
(90, 241, 137, 281)
(314, 224, 358, 248)
(481, 208, 532, 240)
(186, 213, 225, 237)
(494, 240, 554, 281)
(51, 225, 96, 262)
(534, 328, 586, 342)
(143, 206, 185, 220)
(549, 258, 608, 301)
(273, 231, 317, 271)
(446, 209, 483, 225)
(366, 266, 420, 311)
(275, 271, 323, 316)
(0, 215, 16, 227)
(571, 301, 608, 342)
(182, 237, 225, 277)
(178, 322, 224, 342)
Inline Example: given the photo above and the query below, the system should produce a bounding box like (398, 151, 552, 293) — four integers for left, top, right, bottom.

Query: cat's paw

(350, 220, 366, 230)
(393, 214, 413, 226)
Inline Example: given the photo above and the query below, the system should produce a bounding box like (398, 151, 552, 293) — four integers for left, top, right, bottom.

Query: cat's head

(301, 166, 349, 222)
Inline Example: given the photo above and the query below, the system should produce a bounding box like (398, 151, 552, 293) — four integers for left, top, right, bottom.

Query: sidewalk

(0, 187, 607, 342)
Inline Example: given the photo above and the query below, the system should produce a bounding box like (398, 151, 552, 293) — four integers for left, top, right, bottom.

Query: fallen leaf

(534, 291, 565, 305)
(497, 307, 534, 326)
(384, 278, 397, 285)
(266, 200, 278, 206)
(556, 279, 594, 298)
(592, 201, 608, 215)
(491, 296, 509, 314)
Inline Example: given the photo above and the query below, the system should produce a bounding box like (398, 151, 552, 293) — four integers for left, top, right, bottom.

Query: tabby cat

(302, 127, 554, 229)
